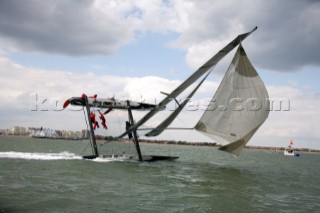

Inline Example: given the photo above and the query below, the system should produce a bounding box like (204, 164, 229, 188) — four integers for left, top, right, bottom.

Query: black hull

(142, 155, 179, 162)
(82, 155, 98, 160)
(82, 155, 178, 162)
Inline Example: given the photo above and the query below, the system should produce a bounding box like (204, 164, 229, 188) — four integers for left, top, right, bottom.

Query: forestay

(195, 44, 269, 156)
(145, 70, 211, 137)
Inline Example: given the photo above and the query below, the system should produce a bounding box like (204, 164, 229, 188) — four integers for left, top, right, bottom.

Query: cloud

(0, 0, 183, 56)
(0, 0, 134, 55)
(251, 85, 320, 149)
(0, 54, 319, 148)
(123, 76, 181, 103)
(170, 0, 320, 72)
(0, 53, 186, 135)
(1, 0, 319, 72)
(0, 53, 129, 133)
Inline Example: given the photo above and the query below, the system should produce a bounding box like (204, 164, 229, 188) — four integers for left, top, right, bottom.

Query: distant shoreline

(1, 134, 319, 154)
(136, 139, 320, 154)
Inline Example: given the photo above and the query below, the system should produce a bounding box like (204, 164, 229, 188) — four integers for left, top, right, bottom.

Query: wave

(0, 151, 136, 162)
(92, 154, 137, 163)
(0, 151, 83, 160)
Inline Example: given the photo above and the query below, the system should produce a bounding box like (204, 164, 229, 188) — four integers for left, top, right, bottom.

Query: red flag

(290, 139, 293, 145)
(63, 99, 70, 109)
(90, 94, 97, 99)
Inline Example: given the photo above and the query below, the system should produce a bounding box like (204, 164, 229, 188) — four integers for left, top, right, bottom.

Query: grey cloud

(0, 0, 133, 55)
(0, 0, 319, 72)
(174, 0, 320, 72)
(250, 1, 320, 71)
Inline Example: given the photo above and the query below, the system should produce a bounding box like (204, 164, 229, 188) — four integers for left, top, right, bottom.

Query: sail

(118, 27, 258, 138)
(195, 44, 269, 156)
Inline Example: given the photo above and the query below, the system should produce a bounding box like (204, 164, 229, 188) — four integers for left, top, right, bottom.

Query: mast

(84, 97, 99, 157)
(127, 100, 143, 161)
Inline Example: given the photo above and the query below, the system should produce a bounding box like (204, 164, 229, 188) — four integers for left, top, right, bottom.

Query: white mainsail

(195, 44, 269, 156)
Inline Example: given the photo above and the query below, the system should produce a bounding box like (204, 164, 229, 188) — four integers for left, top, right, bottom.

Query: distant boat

(284, 149, 298, 156)
(284, 139, 300, 157)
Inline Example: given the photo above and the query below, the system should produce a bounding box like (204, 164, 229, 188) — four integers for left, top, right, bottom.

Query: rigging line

(172, 65, 215, 128)
(197, 65, 225, 127)
(180, 62, 214, 121)
(167, 127, 194, 130)
(176, 115, 190, 127)
(79, 139, 91, 156)
(138, 127, 194, 131)
(82, 107, 95, 155)
(116, 110, 122, 136)
(140, 124, 154, 129)
(167, 129, 172, 157)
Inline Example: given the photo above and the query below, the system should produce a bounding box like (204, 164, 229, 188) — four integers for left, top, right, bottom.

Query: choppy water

(0, 136, 319, 212)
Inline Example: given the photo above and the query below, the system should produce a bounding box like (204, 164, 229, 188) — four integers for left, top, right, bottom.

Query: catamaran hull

(82, 154, 179, 162)
(284, 150, 300, 157)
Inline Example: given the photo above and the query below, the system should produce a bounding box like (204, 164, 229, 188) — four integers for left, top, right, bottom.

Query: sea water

(0, 135, 319, 212)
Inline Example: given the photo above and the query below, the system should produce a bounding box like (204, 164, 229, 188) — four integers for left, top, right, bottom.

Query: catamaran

(63, 26, 270, 161)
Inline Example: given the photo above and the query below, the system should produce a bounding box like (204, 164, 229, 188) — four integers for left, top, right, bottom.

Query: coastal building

(81, 129, 90, 139)
(3, 125, 92, 140)
(9, 126, 27, 135)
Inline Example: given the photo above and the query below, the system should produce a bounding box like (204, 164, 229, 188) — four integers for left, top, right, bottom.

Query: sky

(0, 0, 320, 149)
